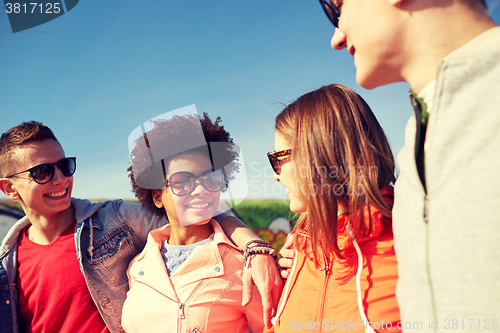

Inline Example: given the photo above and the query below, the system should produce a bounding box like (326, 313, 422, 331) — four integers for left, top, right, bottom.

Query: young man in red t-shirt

(0, 124, 109, 333)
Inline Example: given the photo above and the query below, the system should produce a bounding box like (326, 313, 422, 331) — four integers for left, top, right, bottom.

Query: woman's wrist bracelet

(243, 240, 277, 267)
(244, 239, 273, 251)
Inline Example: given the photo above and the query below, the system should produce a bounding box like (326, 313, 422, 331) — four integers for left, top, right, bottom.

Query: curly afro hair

(128, 112, 240, 216)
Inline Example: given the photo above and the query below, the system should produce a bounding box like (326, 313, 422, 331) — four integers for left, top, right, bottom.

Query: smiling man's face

(6, 139, 73, 219)
(329, 0, 408, 89)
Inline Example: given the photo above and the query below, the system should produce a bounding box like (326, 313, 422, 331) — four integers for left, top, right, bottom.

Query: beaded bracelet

(244, 239, 273, 250)
(243, 240, 277, 267)
(244, 247, 277, 267)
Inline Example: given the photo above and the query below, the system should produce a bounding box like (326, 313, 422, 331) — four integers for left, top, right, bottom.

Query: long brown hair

(275, 84, 395, 262)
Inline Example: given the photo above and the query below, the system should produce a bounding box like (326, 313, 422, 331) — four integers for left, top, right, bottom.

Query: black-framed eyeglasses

(166, 169, 227, 196)
(267, 149, 292, 175)
(5, 157, 77, 184)
(319, 0, 340, 28)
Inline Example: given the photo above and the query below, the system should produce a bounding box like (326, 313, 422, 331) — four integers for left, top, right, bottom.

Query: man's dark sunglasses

(267, 149, 292, 175)
(5, 157, 77, 184)
(319, 0, 340, 28)
(166, 169, 226, 196)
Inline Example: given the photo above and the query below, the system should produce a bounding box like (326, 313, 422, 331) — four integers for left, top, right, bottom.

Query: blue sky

(1, 0, 499, 200)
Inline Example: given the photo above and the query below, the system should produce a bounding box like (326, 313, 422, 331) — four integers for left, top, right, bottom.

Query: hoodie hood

(337, 186, 394, 257)
(298, 186, 394, 265)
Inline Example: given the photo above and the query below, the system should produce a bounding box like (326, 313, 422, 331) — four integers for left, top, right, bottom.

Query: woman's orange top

(266, 187, 400, 333)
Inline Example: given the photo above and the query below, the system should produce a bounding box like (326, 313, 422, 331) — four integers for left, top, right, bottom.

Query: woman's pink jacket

(121, 219, 264, 333)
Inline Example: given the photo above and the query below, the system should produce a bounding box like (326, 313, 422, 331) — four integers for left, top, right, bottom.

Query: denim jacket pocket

(83, 226, 134, 287)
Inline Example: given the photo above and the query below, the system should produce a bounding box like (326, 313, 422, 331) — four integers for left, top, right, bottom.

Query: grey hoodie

(393, 27, 500, 332)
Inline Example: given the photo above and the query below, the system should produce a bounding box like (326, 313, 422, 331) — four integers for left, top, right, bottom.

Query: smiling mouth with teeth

(45, 189, 67, 198)
(185, 202, 212, 210)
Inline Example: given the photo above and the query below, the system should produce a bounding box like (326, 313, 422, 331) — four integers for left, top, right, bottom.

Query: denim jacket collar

(0, 216, 30, 259)
(72, 198, 108, 226)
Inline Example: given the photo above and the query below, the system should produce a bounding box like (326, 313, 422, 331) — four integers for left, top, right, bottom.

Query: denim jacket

(0, 198, 228, 333)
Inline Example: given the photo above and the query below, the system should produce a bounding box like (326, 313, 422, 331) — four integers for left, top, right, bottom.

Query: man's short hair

(0, 121, 59, 177)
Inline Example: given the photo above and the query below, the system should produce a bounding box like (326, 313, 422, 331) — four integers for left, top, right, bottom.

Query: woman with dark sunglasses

(266, 84, 401, 332)
(121, 113, 265, 333)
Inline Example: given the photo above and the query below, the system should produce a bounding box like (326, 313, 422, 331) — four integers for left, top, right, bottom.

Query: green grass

(232, 199, 298, 230)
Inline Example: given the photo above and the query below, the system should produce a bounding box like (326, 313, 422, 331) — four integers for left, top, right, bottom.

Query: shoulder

(0, 215, 30, 259)
(72, 198, 123, 222)
(210, 219, 240, 251)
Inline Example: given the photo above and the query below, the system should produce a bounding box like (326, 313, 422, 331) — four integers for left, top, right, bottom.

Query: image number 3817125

(3, 0, 79, 33)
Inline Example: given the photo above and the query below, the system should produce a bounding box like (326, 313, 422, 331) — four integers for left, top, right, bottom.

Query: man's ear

(0, 178, 20, 200)
(152, 190, 163, 208)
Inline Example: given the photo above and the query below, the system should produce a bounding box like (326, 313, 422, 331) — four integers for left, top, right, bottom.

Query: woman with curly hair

(122, 112, 264, 333)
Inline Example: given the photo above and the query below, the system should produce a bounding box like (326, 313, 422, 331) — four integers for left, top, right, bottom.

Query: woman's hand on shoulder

(242, 252, 283, 329)
(278, 233, 295, 279)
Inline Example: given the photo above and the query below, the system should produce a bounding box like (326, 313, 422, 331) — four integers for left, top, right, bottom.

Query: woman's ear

(152, 190, 163, 209)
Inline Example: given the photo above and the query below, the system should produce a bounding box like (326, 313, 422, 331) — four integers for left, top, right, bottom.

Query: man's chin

(356, 67, 403, 90)
(356, 72, 380, 90)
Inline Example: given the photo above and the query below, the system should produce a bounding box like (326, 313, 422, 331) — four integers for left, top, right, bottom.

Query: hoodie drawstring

(271, 248, 299, 327)
(88, 216, 94, 262)
(347, 221, 376, 333)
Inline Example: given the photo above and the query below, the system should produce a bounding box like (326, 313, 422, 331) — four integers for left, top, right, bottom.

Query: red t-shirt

(16, 221, 109, 333)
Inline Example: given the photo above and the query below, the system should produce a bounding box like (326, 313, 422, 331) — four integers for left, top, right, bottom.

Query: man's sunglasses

(319, 0, 340, 28)
(5, 157, 77, 184)
(166, 169, 226, 196)
(267, 149, 292, 176)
